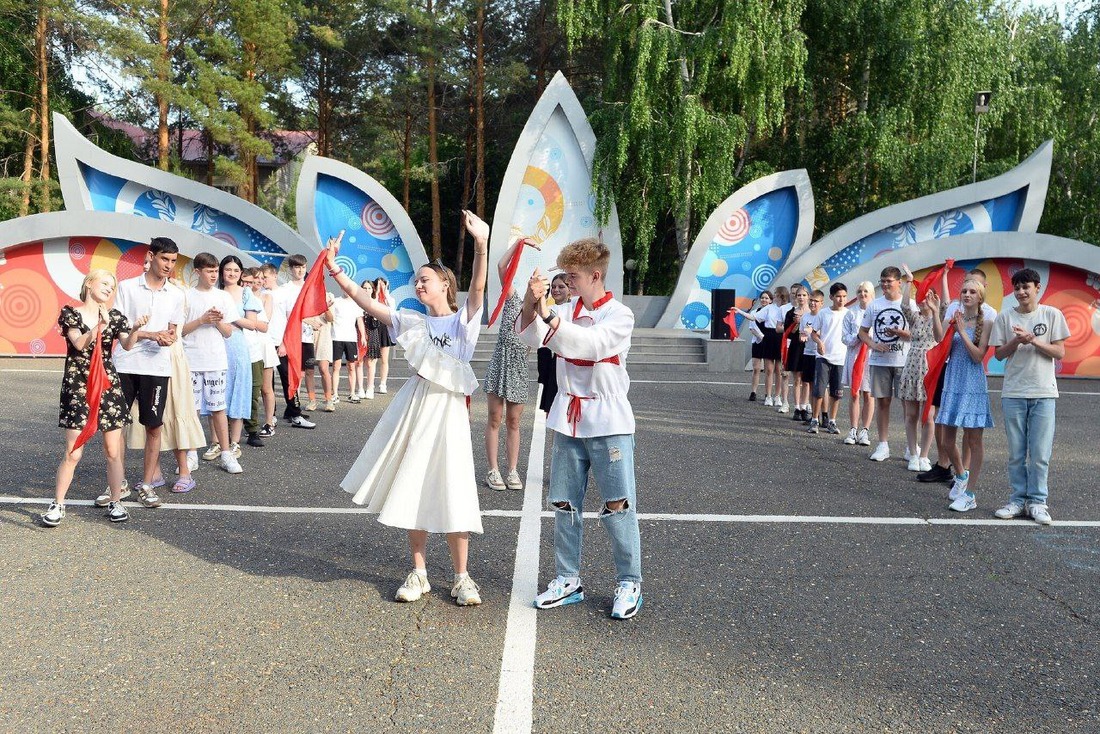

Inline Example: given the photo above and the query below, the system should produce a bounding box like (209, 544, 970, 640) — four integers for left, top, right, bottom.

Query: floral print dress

(57, 305, 131, 431)
(898, 308, 938, 402)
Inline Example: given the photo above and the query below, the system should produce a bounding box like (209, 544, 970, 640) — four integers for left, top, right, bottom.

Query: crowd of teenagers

(43, 211, 644, 620)
(736, 264, 1071, 523)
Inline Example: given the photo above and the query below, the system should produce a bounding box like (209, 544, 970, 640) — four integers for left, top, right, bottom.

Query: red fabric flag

(376, 284, 386, 305)
(72, 324, 108, 454)
(850, 342, 869, 394)
(722, 308, 739, 341)
(780, 322, 797, 365)
(914, 259, 955, 303)
(921, 322, 956, 422)
(285, 252, 331, 398)
(487, 240, 527, 327)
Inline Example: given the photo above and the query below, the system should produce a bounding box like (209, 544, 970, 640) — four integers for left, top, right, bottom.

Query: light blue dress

(935, 325, 993, 429)
(224, 288, 262, 420)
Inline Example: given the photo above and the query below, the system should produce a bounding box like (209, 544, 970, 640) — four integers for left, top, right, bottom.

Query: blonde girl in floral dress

(897, 266, 939, 472)
(43, 270, 147, 527)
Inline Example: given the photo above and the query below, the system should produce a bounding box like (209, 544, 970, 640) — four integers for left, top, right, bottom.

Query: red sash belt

(566, 394, 594, 437)
(559, 354, 621, 367)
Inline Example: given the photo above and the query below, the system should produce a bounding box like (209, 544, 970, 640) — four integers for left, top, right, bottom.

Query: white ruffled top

(389, 305, 482, 396)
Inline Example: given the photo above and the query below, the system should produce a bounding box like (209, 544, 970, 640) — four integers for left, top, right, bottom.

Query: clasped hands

(525, 268, 551, 319)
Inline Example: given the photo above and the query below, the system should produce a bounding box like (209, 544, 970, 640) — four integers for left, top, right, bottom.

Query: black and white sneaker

(534, 576, 584, 609)
(258, 423, 275, 438)
(106, 501, 129, 523)
(41, 502, 65, 527)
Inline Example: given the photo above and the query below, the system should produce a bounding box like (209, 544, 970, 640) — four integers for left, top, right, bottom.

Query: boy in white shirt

(518, 238, 642, 620)
(809, 283, 849, 434)
(989, 268, 1070, 525)
(183, 252, 241, 474)
(859, 266, 918, 461)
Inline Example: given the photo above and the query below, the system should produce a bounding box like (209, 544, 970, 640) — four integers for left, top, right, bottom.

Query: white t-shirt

(761, 303, 783, 329)
(332, 297, 364, 342)
(802, 309, 821, 357)
(989, 305, 1070, 399)
(813, 307, 849, 366)
(183, 287, 235, 372)
(268, 280, 315, 347)
(861, 296, 918, 367)
(111, 276, 187, 377)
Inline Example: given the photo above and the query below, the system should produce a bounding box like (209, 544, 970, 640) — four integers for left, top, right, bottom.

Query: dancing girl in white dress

(324, 211, 489, 606)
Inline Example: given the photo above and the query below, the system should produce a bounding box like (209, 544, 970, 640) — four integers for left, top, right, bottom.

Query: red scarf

(921, 323, 957, 422)
(722, 308, 739, 340)
(487, 240, 528, 327)
(914, 259, 954, 303)
(850, 343, 869, 394)
(285, 252, 330, 397)
(72, 323, 108, 454)
(780, 321, 797, 364)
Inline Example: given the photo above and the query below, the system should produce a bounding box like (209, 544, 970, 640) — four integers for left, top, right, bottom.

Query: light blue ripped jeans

(548, 432, 642, 583)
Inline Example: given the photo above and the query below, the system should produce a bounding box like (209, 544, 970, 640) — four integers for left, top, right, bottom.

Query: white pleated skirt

(341, 375, 483, 534)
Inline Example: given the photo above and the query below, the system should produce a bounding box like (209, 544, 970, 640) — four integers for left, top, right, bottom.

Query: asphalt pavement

(1, 358, 1097, 733)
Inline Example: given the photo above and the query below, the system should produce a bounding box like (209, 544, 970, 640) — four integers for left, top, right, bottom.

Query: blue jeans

(548, 433, 642, 583)
(1002, 397, 1056, 506)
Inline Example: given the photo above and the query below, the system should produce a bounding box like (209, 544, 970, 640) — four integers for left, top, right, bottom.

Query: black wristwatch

(542, 311, 556, 326)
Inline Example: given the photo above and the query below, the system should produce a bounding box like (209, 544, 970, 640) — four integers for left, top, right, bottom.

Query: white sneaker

(377, 382, 388, 394)
(365, 387, 375, 400)
(451, 576, 482, 606)
(289, 415, 316, 429)
(918, 457, 932, 472)
(504, 470, 523, 490)
(869, 442, 890, 461)
(907, 455, 922, 471)
(777, 402, 789, 414)
(230, 442, 242, 459)
(764, 395, 774, 407)
(534, 576, 584, 609)
(856, 428, 871, 446)
(218, 454, 243, 474)
(994, 502, 1026, 520)
(948, 471, 970, 501)
(202, 443, 222, 461)
(41, 502, 65, 527)
(1028, 504, 1053, 525)
(358, 389, 368, 400)
(95, 479, 131, 507)
(610, 581, 642, 620)
(324, 399, 336, 412)
(904, 446, 912, 461)
(843, 428, 857, 445)
(395, 571, 430, 602)
(949, 491, 976, 512)
(485, 469, 505, 491)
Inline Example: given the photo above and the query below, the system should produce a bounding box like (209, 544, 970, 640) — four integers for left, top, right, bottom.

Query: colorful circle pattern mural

(678, 187, 799, 331)
(313, 173, 422, 313)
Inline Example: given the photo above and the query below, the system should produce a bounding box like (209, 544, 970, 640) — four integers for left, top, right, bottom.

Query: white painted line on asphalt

(4, 496, 1099, 527)
(491, 388, 546, 734)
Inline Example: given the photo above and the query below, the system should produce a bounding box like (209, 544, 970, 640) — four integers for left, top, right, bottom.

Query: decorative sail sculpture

(53, 114, 315, 266)
(487, 71, 623, 324)
(771, 141, 1053, 289)
(0, 211, 258, 356)
(657, 170, 814, 330)
(295, 156, 428, 311)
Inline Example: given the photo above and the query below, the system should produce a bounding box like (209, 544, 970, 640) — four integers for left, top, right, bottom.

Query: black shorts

(813, 358, 843, 399)
(302, 342, 316, 370)
(761, 330, 782, 361)
(800, 354, 817, 384)
(118, 373, 170, 428)
(932, 364, 946, 408)
(332, 340, 358, 362)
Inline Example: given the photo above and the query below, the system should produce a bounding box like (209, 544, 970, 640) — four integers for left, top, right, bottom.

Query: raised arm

(464, 210, 489, 321)
(324, 231, 392, 326)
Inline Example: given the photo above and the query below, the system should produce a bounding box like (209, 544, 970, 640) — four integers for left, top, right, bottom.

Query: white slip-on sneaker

(869, 442, 890, 461)
(907, 456, 922, 471)
(918, 457, 933, 472)
(218, 454, 244, 474)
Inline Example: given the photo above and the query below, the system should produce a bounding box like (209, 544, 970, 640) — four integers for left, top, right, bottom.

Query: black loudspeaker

(710, 288, 737, 340)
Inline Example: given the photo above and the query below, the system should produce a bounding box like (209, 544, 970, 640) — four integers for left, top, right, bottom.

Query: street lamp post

(973, 90, 992, 184)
